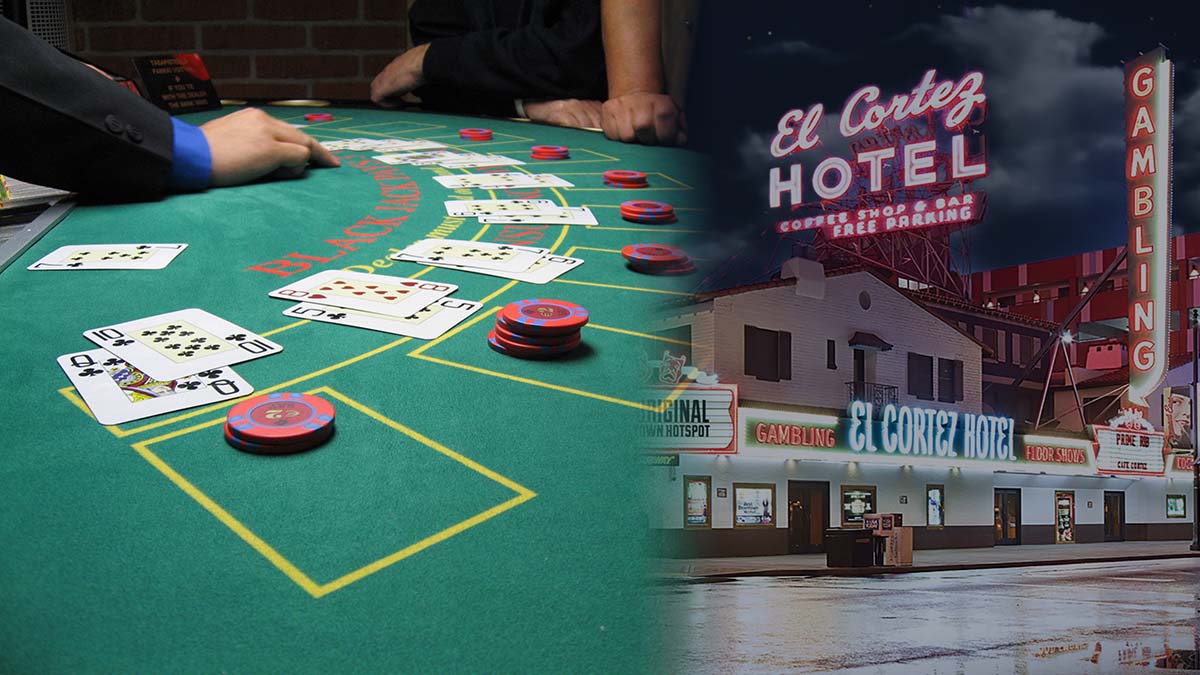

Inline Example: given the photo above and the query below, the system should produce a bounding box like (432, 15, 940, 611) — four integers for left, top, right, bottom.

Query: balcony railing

(845, 381, 899, 410)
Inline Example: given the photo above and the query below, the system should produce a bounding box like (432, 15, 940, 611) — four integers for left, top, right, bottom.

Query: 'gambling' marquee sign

(767, 69, 988, 240)
(1124, 48, 1174, 411)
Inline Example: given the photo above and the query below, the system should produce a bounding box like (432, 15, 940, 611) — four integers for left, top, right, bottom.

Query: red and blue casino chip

(304, 112, 334, 122)
(498, 299, 589, 336)
(459, 127, 493, 140)
(224, 421, 334, 455)
(226, 392, 336, 445)
(530, 145, 570, 160)
(621, 243, 688, 265)
(603, 170, 648, 188)
(494, 320, 579, 347)
(487, 330, 580, 359)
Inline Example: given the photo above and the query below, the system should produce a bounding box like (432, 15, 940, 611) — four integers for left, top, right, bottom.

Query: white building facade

(650, 263, 1193, 557)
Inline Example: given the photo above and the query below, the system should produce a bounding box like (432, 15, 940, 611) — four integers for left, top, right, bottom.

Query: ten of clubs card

(58, 348, 254, 425)
(28, 243, 188, 270)
(82, 308, 283, 382)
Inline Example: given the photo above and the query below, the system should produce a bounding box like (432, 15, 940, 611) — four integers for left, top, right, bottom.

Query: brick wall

(67, 0, 409, 101)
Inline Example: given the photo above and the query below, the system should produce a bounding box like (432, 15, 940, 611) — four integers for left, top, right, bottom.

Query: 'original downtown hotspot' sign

(1125, 48, 1173, 411)
(642, 384, 738, 454)
(739, 401, 1169, 478)
(767, 69, 988, 240)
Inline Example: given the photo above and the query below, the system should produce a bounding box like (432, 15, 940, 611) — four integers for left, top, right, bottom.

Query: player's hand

(370, 43, 430, 107)
(524, 99, 604, 130)
(602, 92, 686, 146)
(200, 108, 340, 187)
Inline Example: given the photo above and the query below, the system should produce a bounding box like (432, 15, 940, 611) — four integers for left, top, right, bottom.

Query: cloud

(751, 39, 837, 60)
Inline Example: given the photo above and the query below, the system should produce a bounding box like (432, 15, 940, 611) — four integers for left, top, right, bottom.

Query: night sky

(686, 1, 1200, 289)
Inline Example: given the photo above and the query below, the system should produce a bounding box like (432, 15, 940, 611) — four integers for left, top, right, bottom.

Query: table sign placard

(133, 54, 221, 114)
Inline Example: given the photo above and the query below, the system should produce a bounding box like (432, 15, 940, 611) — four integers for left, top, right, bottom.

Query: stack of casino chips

(530, 145, 570, 160)
(304, 112, 334, 122)
(459, 128, 493, 141)
(488, 299, 589, 359)
(621, 243, 695, 276)
(224, 392, 336, 455)
(603, 169, 649, 188)
(620, 200, 677, 224)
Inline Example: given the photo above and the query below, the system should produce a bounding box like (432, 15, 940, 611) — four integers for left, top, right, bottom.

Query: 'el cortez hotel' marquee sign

(1125, 48, 1173, 410)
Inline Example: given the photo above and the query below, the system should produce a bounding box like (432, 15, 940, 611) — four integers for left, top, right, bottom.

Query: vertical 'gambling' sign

(1125, 48, 1173, 411)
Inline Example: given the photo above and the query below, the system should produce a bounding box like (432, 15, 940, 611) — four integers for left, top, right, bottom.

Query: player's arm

(599, 0, 685, 146)
(0, 19, 337, 200)
(371, 0, 606, 114)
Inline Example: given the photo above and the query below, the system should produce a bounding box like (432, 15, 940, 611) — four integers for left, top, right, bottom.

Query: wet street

(659, 559, 1200, 674)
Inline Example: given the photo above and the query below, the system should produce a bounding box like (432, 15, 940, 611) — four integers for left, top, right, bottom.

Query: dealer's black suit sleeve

(0, 18, 174, 199)
(409, 0, 607, 117)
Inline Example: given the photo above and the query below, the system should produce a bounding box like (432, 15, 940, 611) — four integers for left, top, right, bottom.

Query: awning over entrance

(849, 331, 893, 352)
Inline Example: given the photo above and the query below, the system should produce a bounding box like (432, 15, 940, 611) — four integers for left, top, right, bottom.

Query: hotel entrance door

(994, 488, 1021, 545)
(788, 481, 829, 553)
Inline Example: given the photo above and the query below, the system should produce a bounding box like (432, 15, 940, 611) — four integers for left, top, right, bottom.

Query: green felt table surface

(0, 106, 705, 673)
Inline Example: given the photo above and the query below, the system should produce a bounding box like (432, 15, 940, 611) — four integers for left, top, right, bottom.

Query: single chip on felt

(226, 392, 336, 445)
(224, 421, 334, 455)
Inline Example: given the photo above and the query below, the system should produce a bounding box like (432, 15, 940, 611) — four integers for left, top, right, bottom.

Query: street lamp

(1191, 308, 1200, 551)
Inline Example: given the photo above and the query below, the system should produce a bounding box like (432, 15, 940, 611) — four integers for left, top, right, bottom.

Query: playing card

(268, 270, 457, 319)
(405, 254, 584, 284)
(444, 199, 559, 217)
(402, 150, 487, 166)
(282, 297, 484, 340)
(28, 244, 188, 270)
(478, 207, 599, 225)
(58, 348, 253, 425)
(432, 173, 574, 189)
(82, 308, 283, 382)
(392, 239, 543, 272)
(437, 154, 525, 168)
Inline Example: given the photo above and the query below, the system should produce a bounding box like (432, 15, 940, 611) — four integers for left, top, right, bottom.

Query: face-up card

(82, 308, 283, 382)
(28, 243, 188, 270)
(58, 348, 253, 425)
(269, 270, 457, 319)
(433, 173, 575, 189)
(405, 254, 584, 284)
(394, 239, 542, 272)
(478, 207, 598, 225)
(437, 155, 525, 168)
(444, 199, 558, 217)
(282, 297, 484, 340)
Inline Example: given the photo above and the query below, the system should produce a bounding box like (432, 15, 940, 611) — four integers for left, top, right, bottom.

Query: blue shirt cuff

(168, 118, 212, 191)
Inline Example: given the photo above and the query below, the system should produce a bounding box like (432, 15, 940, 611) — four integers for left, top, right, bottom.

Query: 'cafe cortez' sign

(767, 69, 988, 240)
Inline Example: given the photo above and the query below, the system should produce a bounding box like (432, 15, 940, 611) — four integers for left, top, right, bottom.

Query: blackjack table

(0, 105, 704, 672)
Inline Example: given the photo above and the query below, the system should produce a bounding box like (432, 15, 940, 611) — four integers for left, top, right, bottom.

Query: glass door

(788, 481, 829, 553)
(994, 488, 1021, 545)
(1055, 491, 1076, 543)
(1104, 491, 1125, 541)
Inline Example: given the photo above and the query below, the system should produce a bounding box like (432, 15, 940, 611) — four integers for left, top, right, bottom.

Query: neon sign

(1124, 48, 1173, 410)
(767, 69, 988, 224)
(846, 401, 1016, 462)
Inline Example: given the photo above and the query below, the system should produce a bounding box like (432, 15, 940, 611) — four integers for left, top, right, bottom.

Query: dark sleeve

(413, 0, 607, 107)
(0, 19, 175, 200)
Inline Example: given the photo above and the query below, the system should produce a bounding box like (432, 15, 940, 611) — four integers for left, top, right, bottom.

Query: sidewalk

(659, 540, 1200, 579)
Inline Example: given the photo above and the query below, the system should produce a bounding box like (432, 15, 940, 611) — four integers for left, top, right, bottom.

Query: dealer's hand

(201, 108, 340, 187)
(370, 43, 430, 107)
(525, 99, 604, 130)
(602, 92, 686, 146)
